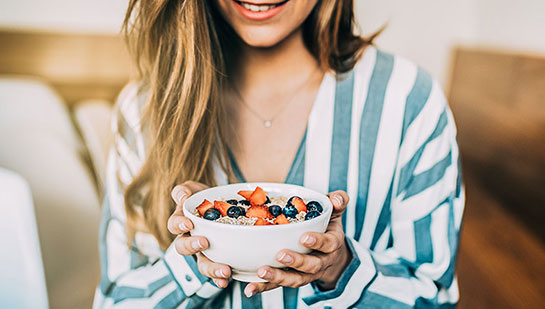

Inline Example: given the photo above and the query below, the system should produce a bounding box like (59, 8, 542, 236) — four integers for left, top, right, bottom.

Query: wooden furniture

(448, 48, 545, 240)
(457, 170, 545, 308)
(449, 48, 545, 308)
(0, 30, 132, 104)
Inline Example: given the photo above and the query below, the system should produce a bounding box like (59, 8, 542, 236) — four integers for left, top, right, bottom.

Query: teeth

(240, 2, 278, 12)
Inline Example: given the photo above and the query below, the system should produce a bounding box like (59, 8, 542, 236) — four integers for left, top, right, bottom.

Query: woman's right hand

(167, 181, 232, 288)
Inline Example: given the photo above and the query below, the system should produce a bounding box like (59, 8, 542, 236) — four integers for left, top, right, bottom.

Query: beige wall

(473, 0, 545, 53)
(0, 0, 128, 33)
(355, 0, 545, 86)
(1, 0, 544, 85)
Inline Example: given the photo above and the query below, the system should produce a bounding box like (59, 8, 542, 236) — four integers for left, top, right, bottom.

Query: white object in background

(73, 99, 113, 195)
(0, 78, 101, 308)
(0, 168, 48, 309)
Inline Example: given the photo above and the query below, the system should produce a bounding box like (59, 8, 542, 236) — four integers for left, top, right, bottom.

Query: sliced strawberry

(196, 199, 213, 216)
(249, 186, 268, 205)
(238, 190, 253, 200)
(254, 218, 272, 226)
(274, 214, 290, 225)
(290, 196, 307, 213)
(214, 200, 231, 217)
(246, 205, 272, 219)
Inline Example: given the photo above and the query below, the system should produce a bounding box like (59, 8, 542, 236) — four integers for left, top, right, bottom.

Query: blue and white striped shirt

(94, 46, 464, 308)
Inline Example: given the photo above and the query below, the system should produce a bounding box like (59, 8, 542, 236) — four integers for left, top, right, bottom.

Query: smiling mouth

(234, 0, 290, 12)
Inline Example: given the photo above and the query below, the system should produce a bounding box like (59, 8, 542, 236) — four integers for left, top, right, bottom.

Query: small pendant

(264, 120, 272, 128)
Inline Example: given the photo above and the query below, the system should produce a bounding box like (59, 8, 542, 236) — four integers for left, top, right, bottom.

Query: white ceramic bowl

(183, 182, 333, 282)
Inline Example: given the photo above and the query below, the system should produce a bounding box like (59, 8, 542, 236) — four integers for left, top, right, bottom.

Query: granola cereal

(194, 186, 324, 226)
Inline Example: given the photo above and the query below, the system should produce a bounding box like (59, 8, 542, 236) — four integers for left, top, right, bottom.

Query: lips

(232, 0, 290, 21)
(235, 0, 288, 12)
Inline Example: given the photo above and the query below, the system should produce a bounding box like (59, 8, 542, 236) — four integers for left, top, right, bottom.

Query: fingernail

(179, 222, 191, 231)
(213, 279, 224, 288)
(192, 240, 203, 250)
(245, 286, 255, 297)
(172, 188, 181, 203)
(258, 268, 272, 280)
(215, 268, 227, 278)
(302, 235, 316, 246)
(278, 252, 293, 264)
(332, 194, 343, 207)
(172, 187, 188, 204)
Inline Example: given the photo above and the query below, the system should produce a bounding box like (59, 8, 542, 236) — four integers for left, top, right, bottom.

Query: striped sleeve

(303, 74, 464, 308)
(93, 84, 223, 308)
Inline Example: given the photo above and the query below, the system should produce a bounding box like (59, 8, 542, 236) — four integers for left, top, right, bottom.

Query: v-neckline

(227, 130, 308, 184)
(227, 71, 334, 184)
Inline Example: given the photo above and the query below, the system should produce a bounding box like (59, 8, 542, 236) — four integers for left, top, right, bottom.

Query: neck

(233, 28, 321, 100)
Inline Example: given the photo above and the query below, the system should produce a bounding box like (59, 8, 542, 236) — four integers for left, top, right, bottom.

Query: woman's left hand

(244, 190, 351, 297)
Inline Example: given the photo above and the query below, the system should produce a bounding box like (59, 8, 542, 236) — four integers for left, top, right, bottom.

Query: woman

(95, 0, 464, 308)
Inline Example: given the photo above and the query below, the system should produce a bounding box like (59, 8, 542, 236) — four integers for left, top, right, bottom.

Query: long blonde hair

(122, 0, 377, 249)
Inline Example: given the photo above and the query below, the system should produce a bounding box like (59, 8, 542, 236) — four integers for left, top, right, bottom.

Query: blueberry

(305, 211, 320, 220)
(286, 196, 302, 207)
(203, 208, 221, 221)
(265, 196, 271, 204)
(227, 206, 242, 218)
(239, 200, 251, 206)
(237, 206, 246, 217)
(283, 205, 298, 218)
(269, 205, 282, 217)
(226, 199, 238, 206)
(306, 201, 323, 213)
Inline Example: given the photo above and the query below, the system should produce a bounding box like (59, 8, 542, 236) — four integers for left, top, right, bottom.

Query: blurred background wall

(1, 0, 544, 86)
(0, 0, 543, 308)
(0, 0, 128, 34)
(356, 0, 545, 86)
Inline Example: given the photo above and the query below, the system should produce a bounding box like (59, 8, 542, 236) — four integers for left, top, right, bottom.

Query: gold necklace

(235, 68, 319, 128)
(238, 97, 288, 128)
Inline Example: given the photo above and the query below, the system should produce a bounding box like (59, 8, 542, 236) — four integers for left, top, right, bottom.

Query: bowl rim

(183, 182, 333, 230)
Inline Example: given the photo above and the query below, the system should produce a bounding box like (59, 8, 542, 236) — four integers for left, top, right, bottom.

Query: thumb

(328, 191, 349, 219)
(171, 185, 192, 206)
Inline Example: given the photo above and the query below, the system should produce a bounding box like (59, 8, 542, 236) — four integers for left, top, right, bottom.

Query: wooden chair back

(0, 30, 132, 105)
(448, 48, 545, 238)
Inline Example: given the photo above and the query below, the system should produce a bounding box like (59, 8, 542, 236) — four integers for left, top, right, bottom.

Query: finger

(327, 191, 349, 220)
(171, 181, 209, 204)
(196, 253, 231, 280)
(171, 181, 209, 205)
(171, 184, 192, 205)
(244, 282, 279, 297)
(275, 249, 325, 274)
(300, 231, 344, 253)
(167, 213, 194, 235)
(181, 180, 209, 193)
(213, 278, 230, 289)
(169, 181, 207, 234)
(174, 235, 209, 256)
(255, 266, 314, 288)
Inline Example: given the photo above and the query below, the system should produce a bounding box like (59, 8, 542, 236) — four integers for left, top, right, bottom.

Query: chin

(237, 27, 293, 48)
